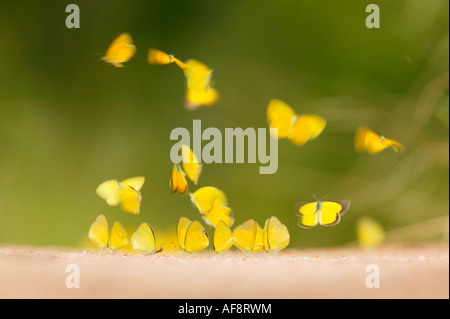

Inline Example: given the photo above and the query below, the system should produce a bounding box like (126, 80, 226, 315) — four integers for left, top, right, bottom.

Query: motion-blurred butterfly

(131, 222, 162, 254)
(355, 126, 405, 154)
(148, 49, 219, 110)
(232, 219, 263, 253)
(176, 217, 209, 253)
(267, 99, 326, 146)
(190, 186, 234, 228)
(263, 216, 290, 252)
(213, 220, 233, 253)
(170, 164, 189, 195)
(295, 199, 350, 228)
(183, 59, 219, 109)
(181, 145, 202, 185)
(96, 176, 144, 215)
(102, 33, 136, 67)
(148, 48, 186, 69)
(88, 214, 129, 251)
(356, 216, 385, 249)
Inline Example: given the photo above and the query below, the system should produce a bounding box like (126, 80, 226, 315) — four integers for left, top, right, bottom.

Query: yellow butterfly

(355, 126, 405, 154)
(190, 186, 234, 228)
(176, 217, 209, 253)
(102, 33, 136, 67)
(96, 176, 144, 215)
(356, 216, 385, 249)
(185, 87, 220, 110)
(88, 214, 129, 251)
(183, 59, 219, 110)
(183, 59, 213, 91)
(263, 216, 290, 252)
(295, 200, 350, 228)
(131, 222, 161, 254)
(232, 219, 263, 253)
(267, 99, 326, 146)
(170, 164, 189, 194)
(213, 220, 233, 253)
(147, 48, 186, 69)
(148, 50, 219, 110)
(181, 145, 202, 185)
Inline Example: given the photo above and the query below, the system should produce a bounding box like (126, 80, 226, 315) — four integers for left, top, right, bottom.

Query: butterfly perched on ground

(232, 219, 264, 253)
(176, 217, 209, 253)
(88, 214, 129, 251)
(267, 99, 326, 146)
(131, 222, 162, 254)
(190, 186, 234, 228)
(355, 126, 405, 154)
(213, 220, 233, 253)
(96, 176, 144, 215)
(295, 199, 350, 228)
(263, 216, 290, 252)
(102, 33, 136, 67)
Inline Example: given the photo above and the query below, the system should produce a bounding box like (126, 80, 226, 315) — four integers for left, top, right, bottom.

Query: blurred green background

(0, 0, 448, 249)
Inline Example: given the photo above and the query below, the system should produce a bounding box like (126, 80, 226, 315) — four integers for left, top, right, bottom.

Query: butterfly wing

(177, 217, 192, 251)
(131, 222, 156, 254)
(88, 214, 109, 249)
(170, 164, 189, 194)
(120, 176, 145, 192)
(190, 186, 219, 214)
(288, 114, 326, 146)
(383, 138, 405, 153)
(355, 127, 404, 154)
(184, 220, 209, 253)
(265, 216, 290, 252)
(232, 219, 258, 252)
(181, 145, 202, 185)
(109, 221, 129, 251)
(118, 185, 142, 215)
(318, 200, 350, 226)
(295, 201, 320, 228)
(213, 220, 233, 253)
(183, 59, 213, 91)
(96, 179, 120, 206)
(252, 222, 264, 253)
(202, 204, 234, 228)
(102, 33, 136, 67)
(185, 87, 219, 110)
(148, 49, 174, 65)
(267, 99, 296, 139)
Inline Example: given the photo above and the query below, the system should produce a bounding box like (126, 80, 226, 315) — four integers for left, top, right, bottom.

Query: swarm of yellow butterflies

(89, 32, 407, 254)
(169, 144, 234, 229)
(174, 216, 290, 254)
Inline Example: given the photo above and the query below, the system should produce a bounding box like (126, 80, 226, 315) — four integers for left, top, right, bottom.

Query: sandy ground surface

(0, 244, 448, 299)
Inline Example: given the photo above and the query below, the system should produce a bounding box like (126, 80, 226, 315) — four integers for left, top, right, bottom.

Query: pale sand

(0, 245, 448, 299)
